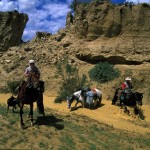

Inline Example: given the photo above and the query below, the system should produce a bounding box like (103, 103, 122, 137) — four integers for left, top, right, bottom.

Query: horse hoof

(21, 123, 25, 129)
(30, 122, 33, 126)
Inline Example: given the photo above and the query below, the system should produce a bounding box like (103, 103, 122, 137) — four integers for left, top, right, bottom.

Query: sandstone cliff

(0, 2, 150, 103)
(66, 2, 150, 64)
(0, 10, 28, 51)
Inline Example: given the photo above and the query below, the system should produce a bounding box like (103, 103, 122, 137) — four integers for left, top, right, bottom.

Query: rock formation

(0, 10, 28, 51)
(0, 2, 150, 103)
(66, 2, 150, 64)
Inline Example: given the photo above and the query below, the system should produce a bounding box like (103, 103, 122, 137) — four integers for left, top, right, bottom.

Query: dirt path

(1, 93, 150, 133)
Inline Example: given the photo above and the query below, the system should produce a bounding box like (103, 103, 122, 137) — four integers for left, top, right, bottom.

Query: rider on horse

(121, 77, 133, 100)
(24, 60, 41, 88)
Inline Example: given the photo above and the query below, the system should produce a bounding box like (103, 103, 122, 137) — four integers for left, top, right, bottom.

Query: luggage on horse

(86, 91, 95, 107)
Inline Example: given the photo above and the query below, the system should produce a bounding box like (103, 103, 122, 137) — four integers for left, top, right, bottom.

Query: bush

(89, 62, 120, 83)
(6, 80, 22, 95)
(55, 58, 89, 103)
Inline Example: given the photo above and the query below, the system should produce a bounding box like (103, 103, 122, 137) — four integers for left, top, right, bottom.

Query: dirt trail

(1, 93, 150, 133)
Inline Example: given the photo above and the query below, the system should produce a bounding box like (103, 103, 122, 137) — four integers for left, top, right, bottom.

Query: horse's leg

(20, 103, 24, 128)
(92, 99, 97, 108)
(30, 103, 34, 126)
(112, 90, 119, 105)
(74, 101, 79, 108)
(7, 105, 9, 113)
(12, 106, 15, 113)
(82, 100, 85, 108)
(97, 95, 102, 107)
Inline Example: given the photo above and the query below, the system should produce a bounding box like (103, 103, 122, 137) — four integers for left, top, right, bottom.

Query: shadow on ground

(71, 103, 105, 111)
(35, 114, 64, 130)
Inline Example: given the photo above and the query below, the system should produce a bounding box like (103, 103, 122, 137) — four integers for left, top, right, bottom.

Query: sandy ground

(1, 93, 150, 134)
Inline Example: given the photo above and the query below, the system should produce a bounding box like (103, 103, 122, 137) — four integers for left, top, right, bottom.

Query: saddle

(27, 72, 40, 89)
(120, 92, 132, 102)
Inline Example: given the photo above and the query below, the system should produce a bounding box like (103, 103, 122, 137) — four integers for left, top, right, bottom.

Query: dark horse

(17, 80, 45, 128)
(112, 88, 143, 116)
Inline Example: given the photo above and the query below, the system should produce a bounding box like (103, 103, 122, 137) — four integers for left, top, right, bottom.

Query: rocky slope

(66, 1, 150, 64)
(0, 2, 150, 103)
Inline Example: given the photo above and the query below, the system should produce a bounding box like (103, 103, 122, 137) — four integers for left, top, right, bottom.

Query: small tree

(89, 62, 120, 83)
(69, 0, 81, 13)
(6, 80, 22, 95)
(55, 58, 89, 103)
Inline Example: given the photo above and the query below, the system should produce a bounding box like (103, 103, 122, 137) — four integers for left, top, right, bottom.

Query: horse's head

(134, 92, 143, 106)
(67, 96, 72, 109)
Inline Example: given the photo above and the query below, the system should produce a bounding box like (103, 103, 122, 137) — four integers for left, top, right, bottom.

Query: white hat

(29, 60, 35, 64)
(125, 77, 131, 81)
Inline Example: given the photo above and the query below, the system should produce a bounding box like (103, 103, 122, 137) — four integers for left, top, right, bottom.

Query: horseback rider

(121, 77, 133, 100)
(24, 60, 41, 88)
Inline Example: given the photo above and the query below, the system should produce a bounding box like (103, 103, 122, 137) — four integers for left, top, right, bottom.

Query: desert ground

(0, 93, 150, 149)
(1, 93, 150, 133)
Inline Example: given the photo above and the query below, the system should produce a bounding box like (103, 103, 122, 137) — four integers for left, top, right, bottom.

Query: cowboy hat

(125, 77, 131, 81)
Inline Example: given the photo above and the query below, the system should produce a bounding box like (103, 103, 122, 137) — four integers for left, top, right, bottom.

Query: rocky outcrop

(66, 2, 150, 64)
(0, 10, 28, 51)
(0, 2, 150, 103)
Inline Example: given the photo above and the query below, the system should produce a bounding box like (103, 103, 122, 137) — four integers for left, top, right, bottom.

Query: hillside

(0, 1, 150, 103)
(0, 93, 150, 149)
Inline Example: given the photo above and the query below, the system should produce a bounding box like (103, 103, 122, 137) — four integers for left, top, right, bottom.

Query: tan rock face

(0, 10, 28, 51)
(0, 2, 150, 104)
(66, 2, 150, 64)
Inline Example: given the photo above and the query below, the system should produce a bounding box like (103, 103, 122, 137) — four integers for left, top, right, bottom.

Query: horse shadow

(34, 114, 64, 130)
(88, 103, 105, 110)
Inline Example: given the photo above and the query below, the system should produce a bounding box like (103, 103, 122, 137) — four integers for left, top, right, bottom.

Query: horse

(7, 95, 20, 113)
(17, 78, 45, 128)
(85, 88, 102, 108)
(67, 88, 102, 110)
(67, 90, 85, 109)
(112, 88, 143, 117)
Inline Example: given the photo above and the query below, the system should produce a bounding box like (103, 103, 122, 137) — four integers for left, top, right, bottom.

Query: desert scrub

(0, 86, 9, 93)
(39, 141, 48, 149)
(55, 58, 89, 103)
(6, 80, 22, 95)
(59, 135, 76, 150)
(89, 62, 120, 83)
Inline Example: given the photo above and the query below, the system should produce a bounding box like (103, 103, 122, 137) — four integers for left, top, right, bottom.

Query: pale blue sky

(0, 0, 149, 41)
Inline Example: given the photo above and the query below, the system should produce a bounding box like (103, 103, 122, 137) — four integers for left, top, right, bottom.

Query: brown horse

(17, 79, 45, 128)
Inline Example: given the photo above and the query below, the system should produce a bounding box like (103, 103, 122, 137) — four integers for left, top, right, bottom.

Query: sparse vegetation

(69, 0, 89, 13)
(89, 62, 120, 83)
(69, 0, 81, 13)
(6, 80, 22, 95)
(0, 104, 150, 149)
(55, 58, 89, 103)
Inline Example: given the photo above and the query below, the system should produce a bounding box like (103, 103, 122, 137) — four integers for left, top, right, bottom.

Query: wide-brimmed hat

(125, 77, 131, 81)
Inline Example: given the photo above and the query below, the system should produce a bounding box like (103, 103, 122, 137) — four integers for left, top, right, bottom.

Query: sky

(0, 0, 150, 41)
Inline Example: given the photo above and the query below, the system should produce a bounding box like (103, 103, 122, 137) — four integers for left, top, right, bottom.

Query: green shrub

(6, 80, 22, 95)
(0, 86, 9, 93)
(89, 62, 120, 83)
(55, 59, 89, 103)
